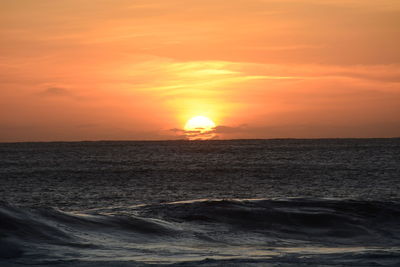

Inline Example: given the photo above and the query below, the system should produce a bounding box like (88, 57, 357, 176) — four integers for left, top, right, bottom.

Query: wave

(1, 198, 400, 265)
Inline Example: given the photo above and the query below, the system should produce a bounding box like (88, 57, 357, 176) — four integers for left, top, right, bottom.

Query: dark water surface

(1, 139, 400, 266)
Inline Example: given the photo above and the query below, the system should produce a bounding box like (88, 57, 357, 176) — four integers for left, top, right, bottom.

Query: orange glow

(184, 116, 216, 140)
(0, 1, 399, 141)
(185, 116, 216, 132)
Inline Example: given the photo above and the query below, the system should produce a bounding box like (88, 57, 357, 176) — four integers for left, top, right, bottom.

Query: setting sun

(184, 116, 216, 140)
(184, 116, 216, 131)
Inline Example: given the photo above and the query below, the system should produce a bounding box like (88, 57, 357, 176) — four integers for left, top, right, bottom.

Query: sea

(0, 139, 399, 266)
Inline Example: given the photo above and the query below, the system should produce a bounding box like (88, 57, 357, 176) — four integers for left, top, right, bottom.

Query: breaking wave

(1, 198, 400, 265)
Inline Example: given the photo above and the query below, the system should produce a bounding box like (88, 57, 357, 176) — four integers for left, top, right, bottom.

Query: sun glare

(184, 116, 216, 140)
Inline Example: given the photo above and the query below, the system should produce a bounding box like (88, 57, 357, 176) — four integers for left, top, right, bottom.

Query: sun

(184, 116, 216, 140)
(184, 116, 216, 132)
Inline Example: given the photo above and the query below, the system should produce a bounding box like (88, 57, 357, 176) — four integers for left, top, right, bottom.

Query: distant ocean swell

(1, 198, 400, 266)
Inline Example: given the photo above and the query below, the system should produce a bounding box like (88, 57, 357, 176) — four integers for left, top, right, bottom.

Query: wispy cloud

(213, 125, 248, 134)
(38, 87, 72, 97)
(170, 124, 249, 140)
(37, 87, 85, 100)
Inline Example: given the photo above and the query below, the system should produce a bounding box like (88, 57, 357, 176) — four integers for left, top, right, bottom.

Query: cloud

(38, 87, 72, 97)
(169, 127, 214, 140)
(169, 124, 249, 140)
(37, 87, 87, 100)
(169, 128, 182, 133)
(213, 125, 248, 134)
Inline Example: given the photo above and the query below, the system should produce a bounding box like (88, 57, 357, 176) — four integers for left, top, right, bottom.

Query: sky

(1, 0, 400, 141)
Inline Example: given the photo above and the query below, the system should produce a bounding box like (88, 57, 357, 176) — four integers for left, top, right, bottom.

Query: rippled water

(1, 139, 400, 266)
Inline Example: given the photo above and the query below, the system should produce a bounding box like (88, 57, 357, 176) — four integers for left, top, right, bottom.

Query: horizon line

(1, 137, 399, 144)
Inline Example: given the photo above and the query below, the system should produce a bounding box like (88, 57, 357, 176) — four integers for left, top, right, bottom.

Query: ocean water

(0, 139, 399, 266)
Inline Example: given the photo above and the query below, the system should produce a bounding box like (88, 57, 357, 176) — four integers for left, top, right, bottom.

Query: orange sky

(1, 0, 400, 141)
